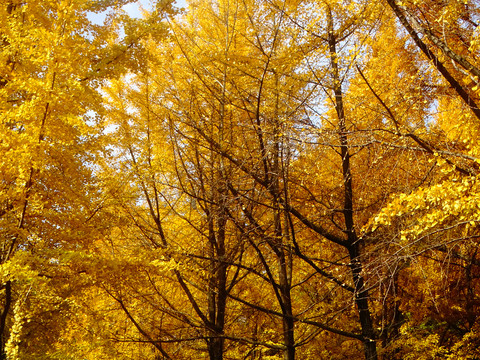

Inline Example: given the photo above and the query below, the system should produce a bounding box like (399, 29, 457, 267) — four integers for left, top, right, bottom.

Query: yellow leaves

(149, 257, 180, 271)
(0, 1, 141, 353)
(3, 0, 480, 358)
(370, 171, 480, 256)
(400, 332, 446, 360)
(0, 259, 36, 285)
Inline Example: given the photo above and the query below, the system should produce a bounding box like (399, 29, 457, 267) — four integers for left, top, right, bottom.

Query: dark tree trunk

(327, 7, 378, 360)
(0, 281, 12, 360)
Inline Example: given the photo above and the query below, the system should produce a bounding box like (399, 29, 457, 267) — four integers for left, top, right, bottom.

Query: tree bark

(0, 281, 11, 360)
(327, 7, 378, 360)
(385, 0, 480, 121)
(206, 206, 228, 360)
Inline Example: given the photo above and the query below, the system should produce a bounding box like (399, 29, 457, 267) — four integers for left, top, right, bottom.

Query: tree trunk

(206, 198, 228, 360)
(326, 6, 378, 360)
(0, 281, 11, 360)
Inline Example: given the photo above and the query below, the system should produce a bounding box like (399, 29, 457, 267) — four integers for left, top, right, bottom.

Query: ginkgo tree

(2, 0, 480, 359)
(0, 0, 160, 358)
(98, 0, 309, 357)
(97, 0, 438, 359)
(362, 0, 480, 358)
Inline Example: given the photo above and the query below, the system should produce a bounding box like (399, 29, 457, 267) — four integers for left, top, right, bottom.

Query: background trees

(0, 0, 161, 358)
(1, 0, 480, 359)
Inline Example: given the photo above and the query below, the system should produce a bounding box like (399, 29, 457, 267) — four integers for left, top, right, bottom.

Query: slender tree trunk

(279, 258, 295, 360)
(326, 7, 378, 360)
(0, 6, 17, 352)
(0, 281, 11, 360)
(385, 0, 480, 121)
(274, 209, 294, 360)
(347, 245, 378, 360)
(206, 192, 228, 360)
(272, 78, 295, 360)
(275, 199, 295, 360)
